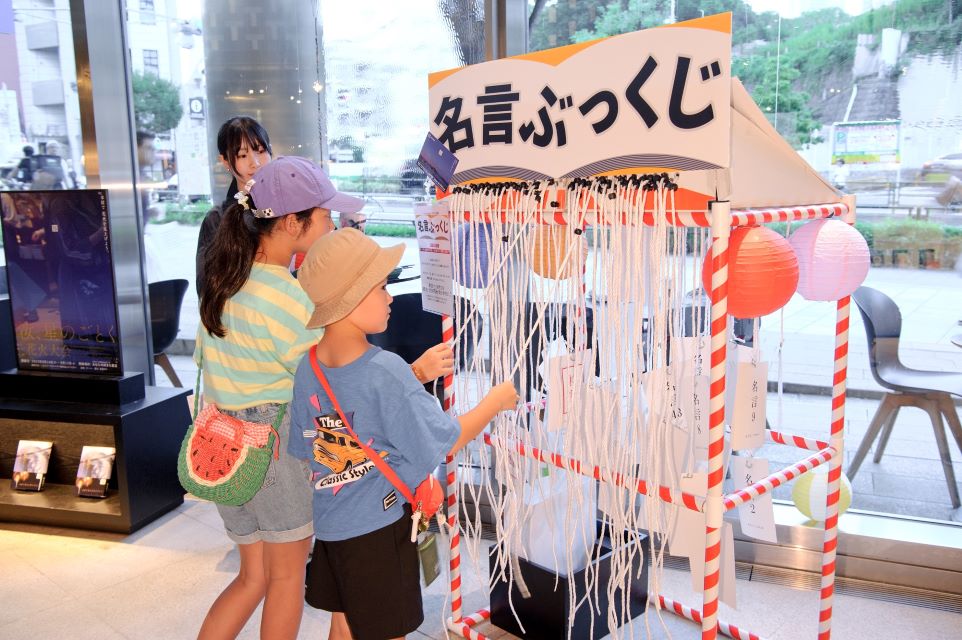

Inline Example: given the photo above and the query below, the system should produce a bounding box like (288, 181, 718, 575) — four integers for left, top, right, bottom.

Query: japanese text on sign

(414, 202, 454, 317)
(428, 13, 732, 182)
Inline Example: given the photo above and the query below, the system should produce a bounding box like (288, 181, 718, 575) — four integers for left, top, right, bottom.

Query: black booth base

(0, 368, 145, 405)
(489, 526, 649, 640)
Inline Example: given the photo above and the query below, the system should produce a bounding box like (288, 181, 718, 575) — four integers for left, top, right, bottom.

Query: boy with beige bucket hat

(288, 228, 518, 640)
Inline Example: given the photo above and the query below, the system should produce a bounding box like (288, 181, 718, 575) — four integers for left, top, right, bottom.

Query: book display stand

(0, 369, 191, 533)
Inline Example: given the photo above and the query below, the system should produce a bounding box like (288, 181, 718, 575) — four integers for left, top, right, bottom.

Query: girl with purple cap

(195, 156, 452, 640)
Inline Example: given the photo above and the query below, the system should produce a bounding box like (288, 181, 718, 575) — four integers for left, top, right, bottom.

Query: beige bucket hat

(298, 228, 404, 329)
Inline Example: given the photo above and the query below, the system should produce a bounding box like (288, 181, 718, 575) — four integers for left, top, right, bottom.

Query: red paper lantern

(701, 226, 799, 319)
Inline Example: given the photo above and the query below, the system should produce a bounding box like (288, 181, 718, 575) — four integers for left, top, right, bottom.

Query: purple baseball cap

(247, 156, 363, 218)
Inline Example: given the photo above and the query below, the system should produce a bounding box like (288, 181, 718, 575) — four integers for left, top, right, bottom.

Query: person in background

(196, 116, 365, 297)
(31, 141, 76, 190)
(832, 157, 849, 191)
(195, 116, 273, 298)
(137, 131, 158, 180)
(16, 145, 36, 186)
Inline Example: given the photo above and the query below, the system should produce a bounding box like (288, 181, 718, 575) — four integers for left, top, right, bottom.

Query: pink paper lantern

(788, 219, 870, 301)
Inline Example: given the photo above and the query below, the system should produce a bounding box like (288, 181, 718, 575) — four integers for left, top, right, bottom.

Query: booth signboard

(0, 190, 122, 375)
(428, 14, 732, 183)
(831, 120, 900, 164)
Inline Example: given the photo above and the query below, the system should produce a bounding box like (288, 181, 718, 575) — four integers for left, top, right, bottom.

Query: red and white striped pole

(656, 595, 768, 640)
(818, 194, 855, 639)
(703, 200, 731, 640)
(442, 311, 465, 627)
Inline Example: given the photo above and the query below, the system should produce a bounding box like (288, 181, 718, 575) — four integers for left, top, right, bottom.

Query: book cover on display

(75, 446, 116, 498)
(11, 440, 53, 491)
(0, 190, 122, 375)
(416, 132, 458, 191)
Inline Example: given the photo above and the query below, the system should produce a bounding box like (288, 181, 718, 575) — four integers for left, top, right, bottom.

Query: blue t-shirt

(288, 345, 460, 541)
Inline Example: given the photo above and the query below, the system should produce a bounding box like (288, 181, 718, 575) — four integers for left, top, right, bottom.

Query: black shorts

(305, 507, 423, 640)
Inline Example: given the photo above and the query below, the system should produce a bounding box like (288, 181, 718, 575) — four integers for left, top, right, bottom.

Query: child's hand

(490, 381, 519, 412)
(412, 343, 455, 382)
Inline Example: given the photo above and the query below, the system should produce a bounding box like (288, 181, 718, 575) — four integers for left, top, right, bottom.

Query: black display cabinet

(0, 369, 191, 533)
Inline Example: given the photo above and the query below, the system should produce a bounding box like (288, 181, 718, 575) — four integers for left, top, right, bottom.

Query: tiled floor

(1, 499, 959, 640)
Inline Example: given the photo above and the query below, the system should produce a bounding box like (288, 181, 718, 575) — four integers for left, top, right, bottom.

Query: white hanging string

(447, 176, 697, 640)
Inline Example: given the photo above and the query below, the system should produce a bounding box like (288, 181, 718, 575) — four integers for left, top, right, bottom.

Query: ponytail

(200, 203, 315, 338)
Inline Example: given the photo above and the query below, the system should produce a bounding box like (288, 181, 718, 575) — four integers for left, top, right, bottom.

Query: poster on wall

(428, 13, 732, 183)
(0, 190, 122, 375)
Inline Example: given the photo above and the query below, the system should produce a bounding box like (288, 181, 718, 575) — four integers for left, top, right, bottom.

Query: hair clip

(234, 190, 250, 210)
(251, 207, 275, 219)
(235, 179, 256, 210)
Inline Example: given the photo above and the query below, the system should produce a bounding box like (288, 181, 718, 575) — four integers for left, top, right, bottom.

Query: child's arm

(450, 381, 518, 455)
(411, 343, 454, 382)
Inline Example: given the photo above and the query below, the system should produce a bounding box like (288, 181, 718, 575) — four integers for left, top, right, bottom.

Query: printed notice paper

(731, 455, 778, 543)
(414, 202, 454, 317)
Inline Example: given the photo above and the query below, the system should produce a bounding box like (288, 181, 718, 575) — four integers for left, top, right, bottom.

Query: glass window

(529, 1, 962, 525)
(142, 49, 159, 76)
(139, 0, 156, 25)
(0, 1, 84, 188)
(120, 0, 484, 366)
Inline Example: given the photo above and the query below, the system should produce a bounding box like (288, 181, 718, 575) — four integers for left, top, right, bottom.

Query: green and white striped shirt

(195, 262, 321, 410)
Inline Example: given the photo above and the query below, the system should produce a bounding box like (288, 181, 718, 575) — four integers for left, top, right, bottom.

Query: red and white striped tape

(483, 433, 704, 512)
(446, 615, 491, 640)
(457, 200, 846, 229)
(703, 201, 731, 640)
(458, 208, 711, 227)
(729, 203, 846, 227)
(656, 595, 769, 640)
(818, 296, 851, 639)
(441, 313, 465, 626)
(766, 429, 831, 452)
(723, 447, 836, 512)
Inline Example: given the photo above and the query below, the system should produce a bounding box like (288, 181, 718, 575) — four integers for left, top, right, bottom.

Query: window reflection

(528, 0, 962, 524)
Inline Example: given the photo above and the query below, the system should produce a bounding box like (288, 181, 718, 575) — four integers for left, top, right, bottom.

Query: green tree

(529, 0, 610, 51)
(572, 0, 669, 42)
(742, 57, 821, 146)
(131, 71, 184, 134)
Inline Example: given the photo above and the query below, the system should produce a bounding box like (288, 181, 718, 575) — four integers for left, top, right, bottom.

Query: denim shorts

(214, 403, 314, 545)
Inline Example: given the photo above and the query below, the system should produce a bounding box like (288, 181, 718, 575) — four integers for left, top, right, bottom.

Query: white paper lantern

(788, 219, 870, 301)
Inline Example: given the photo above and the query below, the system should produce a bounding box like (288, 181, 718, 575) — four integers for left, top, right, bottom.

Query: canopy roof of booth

(685, 78, 841, 210)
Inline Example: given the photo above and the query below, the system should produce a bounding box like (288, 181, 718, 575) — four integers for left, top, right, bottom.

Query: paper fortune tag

(667, 472, 707, 558)
(731, 456, 778, 543)
(730, 360, 767, 451)
(690, 521, 737, 609)
(546, 351, 588, 432)
(671, 338, 711, 462)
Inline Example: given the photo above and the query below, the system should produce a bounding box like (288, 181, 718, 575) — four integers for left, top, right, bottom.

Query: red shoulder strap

(308, 345, 415, 505)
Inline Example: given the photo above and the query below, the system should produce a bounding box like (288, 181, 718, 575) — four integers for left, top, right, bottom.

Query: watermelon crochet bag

(177, 354, 285, 506)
